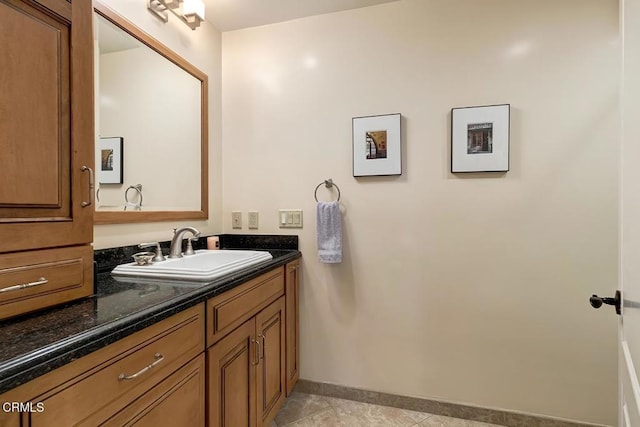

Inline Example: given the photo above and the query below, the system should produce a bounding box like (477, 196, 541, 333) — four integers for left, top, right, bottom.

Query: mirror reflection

(93, 8, 207, 222)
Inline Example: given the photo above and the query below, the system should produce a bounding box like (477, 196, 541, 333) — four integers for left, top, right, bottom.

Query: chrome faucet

(169, 226, 201, 258)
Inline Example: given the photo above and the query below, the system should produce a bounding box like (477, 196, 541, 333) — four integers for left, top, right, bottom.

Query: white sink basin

(111, 250, 273, 282)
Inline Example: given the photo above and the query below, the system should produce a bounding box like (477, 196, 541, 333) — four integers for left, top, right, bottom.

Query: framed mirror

(93, 2, 208, 224)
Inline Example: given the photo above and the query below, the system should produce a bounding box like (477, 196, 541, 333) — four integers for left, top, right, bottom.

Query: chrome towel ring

(125, 184, 143, 210)
(314, 179, 341, 202)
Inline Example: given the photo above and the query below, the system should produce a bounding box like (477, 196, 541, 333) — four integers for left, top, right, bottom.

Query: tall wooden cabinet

(0, 0, 95, 319)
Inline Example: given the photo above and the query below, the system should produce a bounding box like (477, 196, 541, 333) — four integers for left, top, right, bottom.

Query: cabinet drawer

(0, 246, 93, 320)
(207, 268, 284, 346)
(100, 354, 205, 427)
(30, 304, 204, 427)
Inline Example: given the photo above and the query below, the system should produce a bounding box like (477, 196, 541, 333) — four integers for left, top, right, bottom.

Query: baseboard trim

(294, 380, 610, 427)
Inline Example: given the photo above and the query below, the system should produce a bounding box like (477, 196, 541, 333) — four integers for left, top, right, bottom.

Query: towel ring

(314, 179, 341, 202)
(125, 184, 143, 206)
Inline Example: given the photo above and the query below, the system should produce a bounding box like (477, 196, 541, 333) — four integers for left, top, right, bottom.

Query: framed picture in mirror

(99, 136, 123, 184)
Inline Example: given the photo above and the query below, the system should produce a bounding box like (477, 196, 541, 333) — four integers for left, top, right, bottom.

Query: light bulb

(183, 0, 205, 20)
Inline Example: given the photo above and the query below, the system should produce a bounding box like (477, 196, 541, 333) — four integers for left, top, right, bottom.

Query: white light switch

(279, 209, 303, 228)
(232, 211, 242, 229)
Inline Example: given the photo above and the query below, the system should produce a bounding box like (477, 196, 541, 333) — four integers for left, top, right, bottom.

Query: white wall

(93, 0, 222, 248)
(221, 0, 619, 424)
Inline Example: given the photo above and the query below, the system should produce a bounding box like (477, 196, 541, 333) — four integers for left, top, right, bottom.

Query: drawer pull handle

(118, 353, 164, 381)
(0, 277, 48, 293)
(251, 339, 260, 366)
(80, 166, 94, 208)
(260, 334, 266, 360)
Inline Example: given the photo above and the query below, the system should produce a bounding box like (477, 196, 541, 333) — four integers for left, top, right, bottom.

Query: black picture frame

(451, 104, 510, 173)
(352, 113, 402, 177)
(99, 136, 124, 184)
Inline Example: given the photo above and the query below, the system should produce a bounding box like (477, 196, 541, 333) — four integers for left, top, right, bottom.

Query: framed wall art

(451, 104, 510, 173)
(352, 113, 402, 177)
(99, 136, 124, 184)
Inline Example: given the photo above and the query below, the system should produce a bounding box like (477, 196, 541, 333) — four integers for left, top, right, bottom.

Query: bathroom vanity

(0, 244, 301, 427)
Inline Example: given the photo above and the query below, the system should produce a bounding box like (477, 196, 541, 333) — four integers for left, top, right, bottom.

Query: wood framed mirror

(93, 2, 208, 224)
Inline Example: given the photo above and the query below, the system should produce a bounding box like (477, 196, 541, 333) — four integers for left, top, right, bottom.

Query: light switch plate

(279, 209, 303, 228)
(232, 211, 242, 229)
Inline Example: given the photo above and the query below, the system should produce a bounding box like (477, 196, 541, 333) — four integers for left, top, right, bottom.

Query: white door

(620, 0, 640, 425)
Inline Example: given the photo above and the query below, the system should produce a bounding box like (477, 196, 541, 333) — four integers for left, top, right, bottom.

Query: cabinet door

(207, 318, 257, 427)
(256, 297, 286, 427)
(101, 355, 205, 427)
(0, 410, 20, 427)
(0, 0, 94, 253)
(285, 261, 300, 395)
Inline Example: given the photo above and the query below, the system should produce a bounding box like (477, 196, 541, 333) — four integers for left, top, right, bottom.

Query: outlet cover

(248, 211, 259, 229)
(232, 211, 242, 229)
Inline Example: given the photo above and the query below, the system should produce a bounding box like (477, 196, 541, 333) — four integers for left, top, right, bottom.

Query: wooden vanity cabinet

(0, 304, 205, 427)
(0, 260, 301, 427)
(206, 269, 287, 427)
(0, 0, 95, 319)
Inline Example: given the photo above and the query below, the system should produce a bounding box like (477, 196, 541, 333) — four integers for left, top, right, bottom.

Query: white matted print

(451, 104, 510, 173)
(352, 113, 402, 177)
(99, 137, 123, 184)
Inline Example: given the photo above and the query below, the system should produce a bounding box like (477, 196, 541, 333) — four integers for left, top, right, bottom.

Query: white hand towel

(316, 201, 342, 263)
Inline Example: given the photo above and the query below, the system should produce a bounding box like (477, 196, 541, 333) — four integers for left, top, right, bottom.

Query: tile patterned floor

(271, 392, 505, 427)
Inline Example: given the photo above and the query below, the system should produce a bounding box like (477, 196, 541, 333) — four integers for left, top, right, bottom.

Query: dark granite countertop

(0, 234, 300, 395)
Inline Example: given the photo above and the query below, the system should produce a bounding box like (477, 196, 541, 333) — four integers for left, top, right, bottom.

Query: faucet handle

(184, 237, 198, 256)
(139, 242, 166, 262)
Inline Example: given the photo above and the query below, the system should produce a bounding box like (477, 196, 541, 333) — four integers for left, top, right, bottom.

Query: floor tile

(283, 408, 343, 427)
(274, 392, 506, 427)
(325, 396, 433, 426)
(420, 415, 503, 427)
(274, 392, 332, 426)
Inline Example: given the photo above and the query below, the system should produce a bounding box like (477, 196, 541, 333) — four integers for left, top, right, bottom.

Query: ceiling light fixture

(148, 0, 205, 30)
